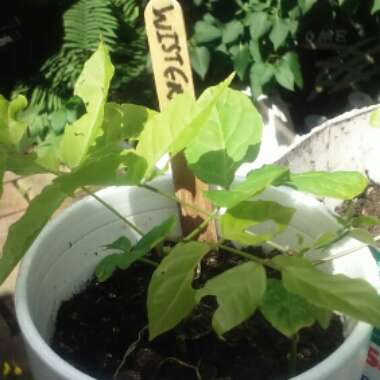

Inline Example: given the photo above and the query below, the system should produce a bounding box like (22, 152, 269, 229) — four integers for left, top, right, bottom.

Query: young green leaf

(96, 216, 175, 282)
(147, 242, 210, 340)
(196, 262, 266, 336)
(36, 134, 62, 172)
(136, 76, 233, 180)
(222, 20, 244, 44)
(60, 41, 115, 168)
(349, 228, 379, 248)
(185, 88, 262, 187)
(248, 12, 271, 40)
(287, 171, 368, 200)
(205, 165, 289, 209)
(352, 215, 380, 227)
(275, 256, 380, 328)
(0, 183, 67, 284)
(260, 279, 316, 337)
(6, 151, 50, 176)
(105, 236, 132, 253)
(101, 103, 156, 144)
(269, 19, 290, 50)
(0, 95, 28, 147)
(221, 200, 295, 246)
(190, 46, 211, 80)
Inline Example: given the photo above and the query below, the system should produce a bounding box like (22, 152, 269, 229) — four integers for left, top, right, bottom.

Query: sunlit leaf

(260, 279, 316, 337)
(137, 75, 233, 180)
(205, 165, 289, 208)
(196, 262, 266, 336)
(185, 88, 262, 187)
(274, 256, 380, 328)
(60, 41, 115, 168)
(148, 242, 210, 340)
(349, 228, 378, 248)
(352, 215, 380, 227)
(370, 107, 380, 127)
(221, 200, 295, 246)
(0, 95, 28, 147)
(287, 171, 368, 200)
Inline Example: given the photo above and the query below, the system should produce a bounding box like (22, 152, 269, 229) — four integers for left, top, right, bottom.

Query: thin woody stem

(82, 186, 145, 236)
(140, 184, 213, 217)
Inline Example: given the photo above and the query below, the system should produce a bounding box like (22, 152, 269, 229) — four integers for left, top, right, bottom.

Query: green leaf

(352, 215, 380, 227)
(190, 46, 211, 80)
(298, 0, 318, 13)
(194, 21, 222, 43)
(221, 200, 295, 246)
(105, 236, 132, 252)
(99, 103, 156, 146)
(269, 19, 290, 50)
(349, 228, 378, 248)
(282, 52, 303, 88)
(275, 256, 380, 328)
(275, 59, 295, 91)
(205, 165, 289, 209)
(136, 76, 233, 181)
(0, 95, 28, 147)
(60, 41, 115, 168)
(148, 242, 210, 340)
(260, 279, 316, 337)
(96, 216, 175, 282)
(132, 216, 176, 260)
(197, 262, 266, 336)
(250, 62, 274, 97)
(0, 183, 67, 284)
(370, 108, 380, 127)
(372, 0, 380, 13)
(222, 20, 244, 44)
(36, 134, 62, 172)
(287, 171, 368, 200)
(6, 151, 49, 176)
(185, 88, 262, 187)
(233, 45, 251, 80)
(248, 12, 271, 40)
(249, 41, 262, 63)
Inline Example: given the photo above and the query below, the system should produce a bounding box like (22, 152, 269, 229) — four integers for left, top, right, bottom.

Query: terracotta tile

(0, 185, 28, 217)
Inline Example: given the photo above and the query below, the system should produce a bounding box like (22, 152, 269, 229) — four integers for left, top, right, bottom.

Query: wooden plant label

(145, 0, 217, 241)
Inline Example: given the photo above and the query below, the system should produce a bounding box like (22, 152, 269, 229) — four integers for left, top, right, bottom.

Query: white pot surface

(15, 176, 379, 380)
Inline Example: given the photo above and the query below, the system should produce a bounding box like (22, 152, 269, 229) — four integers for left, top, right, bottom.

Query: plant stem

(140, 184, 213, 217)
(288, 334, 299, 377)
(313, 234, 380, 266)
(183, 213, 216, 242)
(140, 257, 159, 267)
(81, 186, 144, 236)
(218, 244, 278, 269)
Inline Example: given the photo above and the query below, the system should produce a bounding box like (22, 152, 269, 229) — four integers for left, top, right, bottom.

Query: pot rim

(15, 181, 373, 380)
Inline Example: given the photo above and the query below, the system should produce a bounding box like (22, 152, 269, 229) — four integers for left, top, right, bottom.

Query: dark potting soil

(52, 248, 344, 380)
(337, 181, 380, 237)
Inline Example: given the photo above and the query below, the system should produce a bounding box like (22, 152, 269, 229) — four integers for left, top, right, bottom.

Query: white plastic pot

(15, 176, 379, 380)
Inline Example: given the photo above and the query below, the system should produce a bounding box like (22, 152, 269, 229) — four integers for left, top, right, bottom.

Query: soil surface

(52, 248, 343, 380)
(337, 181, 380, 237)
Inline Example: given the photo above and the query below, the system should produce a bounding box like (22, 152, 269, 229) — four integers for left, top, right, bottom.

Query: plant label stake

(145, 0, 217, 242)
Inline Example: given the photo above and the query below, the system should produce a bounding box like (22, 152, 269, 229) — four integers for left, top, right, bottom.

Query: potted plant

(1, 42, 380, 380)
